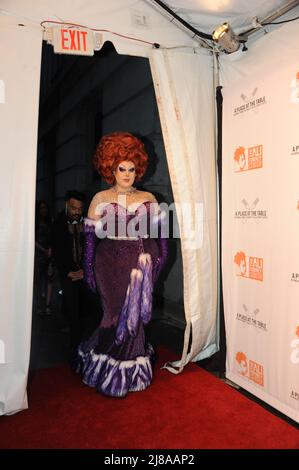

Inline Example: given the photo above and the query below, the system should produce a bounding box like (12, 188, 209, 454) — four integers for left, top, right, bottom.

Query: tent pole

(213, 51, 225, 375)
(239, 0, 299, 39)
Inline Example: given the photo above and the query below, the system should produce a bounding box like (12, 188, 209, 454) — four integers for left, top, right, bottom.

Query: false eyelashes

(118, 166, 135, 173)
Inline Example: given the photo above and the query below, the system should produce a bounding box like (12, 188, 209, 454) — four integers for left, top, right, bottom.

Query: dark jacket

(51, 211, 84, 278)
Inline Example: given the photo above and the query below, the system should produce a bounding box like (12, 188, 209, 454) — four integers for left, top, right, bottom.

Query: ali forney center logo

(235, 351, 264, 386)
(234, 251, 263, 281)
(290, 71, 299, 104)
(234, 145, 263, 172)
(290, 325, 299, 365)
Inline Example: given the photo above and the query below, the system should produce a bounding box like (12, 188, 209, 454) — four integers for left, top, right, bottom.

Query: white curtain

(149, 48, 218, 372)
(0, 18, 42, 414)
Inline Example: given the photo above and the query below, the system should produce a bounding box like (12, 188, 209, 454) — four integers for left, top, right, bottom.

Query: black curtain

(216, 85, 226, 376)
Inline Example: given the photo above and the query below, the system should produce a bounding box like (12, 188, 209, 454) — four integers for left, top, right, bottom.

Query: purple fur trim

(139, 257, 153, 324)
(75, 343, 155, 397)
(115, 269, 143, 345)
(126, 270, 143, 338)
(115, 286, 130, 345)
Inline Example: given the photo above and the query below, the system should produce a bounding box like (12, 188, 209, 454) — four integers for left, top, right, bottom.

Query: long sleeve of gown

(83, 218, 97, 293)
(153, 210, 168, 282)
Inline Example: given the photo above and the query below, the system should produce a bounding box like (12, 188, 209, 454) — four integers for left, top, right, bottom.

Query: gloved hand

(83, 218, 97, 293)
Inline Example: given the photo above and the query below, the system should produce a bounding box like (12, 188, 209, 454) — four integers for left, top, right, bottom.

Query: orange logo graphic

(236, 351, 264, 386)
(234, 251, 246, 276)
(234, 145, 263, 172)
(249, 360, 264, 386)
(290, 325, 299, 364)
(236, 351, 248, 376)
(234, 147, 246, 171)
(234, 251, 263, 281)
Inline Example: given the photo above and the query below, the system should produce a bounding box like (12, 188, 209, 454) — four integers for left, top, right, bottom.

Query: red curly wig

(94, 131, 148, 184)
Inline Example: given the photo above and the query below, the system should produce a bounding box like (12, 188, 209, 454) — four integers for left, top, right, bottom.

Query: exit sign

(51, 27, 95, 56)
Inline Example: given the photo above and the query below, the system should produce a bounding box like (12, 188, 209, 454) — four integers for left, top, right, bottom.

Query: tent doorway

(31, 40, 185, 369)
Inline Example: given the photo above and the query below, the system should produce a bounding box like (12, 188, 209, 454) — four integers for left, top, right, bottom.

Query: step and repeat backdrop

(222, 61, 299, 423)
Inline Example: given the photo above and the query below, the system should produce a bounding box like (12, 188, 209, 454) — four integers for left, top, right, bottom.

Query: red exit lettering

(60, 29, 88, 52)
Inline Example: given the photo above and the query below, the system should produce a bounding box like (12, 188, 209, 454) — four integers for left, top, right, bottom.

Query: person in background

(52, 190, 96, 356)
(34, 200, 54, 315)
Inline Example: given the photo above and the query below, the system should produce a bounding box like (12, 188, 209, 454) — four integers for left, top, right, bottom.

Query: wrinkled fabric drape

(0, 19, 42, 414)
(150, 48, 218, 372)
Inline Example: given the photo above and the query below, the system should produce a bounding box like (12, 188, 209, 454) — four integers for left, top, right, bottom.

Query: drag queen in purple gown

(75, 132, 168, 397)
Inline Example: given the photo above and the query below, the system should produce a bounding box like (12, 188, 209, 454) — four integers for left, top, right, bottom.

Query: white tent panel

(0, 18, 42, 414)
(220, 9, 299, 423)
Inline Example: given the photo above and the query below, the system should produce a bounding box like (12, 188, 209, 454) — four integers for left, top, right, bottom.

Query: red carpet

(0, 349, 298, 449)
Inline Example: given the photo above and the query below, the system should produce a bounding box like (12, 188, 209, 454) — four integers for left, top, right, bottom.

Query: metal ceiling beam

(239, 0, 299, 40)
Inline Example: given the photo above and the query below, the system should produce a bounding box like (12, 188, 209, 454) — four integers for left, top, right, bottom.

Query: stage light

(212, 22, 240, 53)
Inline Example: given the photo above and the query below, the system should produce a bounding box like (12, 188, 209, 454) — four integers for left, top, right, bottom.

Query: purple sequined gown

(76, 202, 163, 397)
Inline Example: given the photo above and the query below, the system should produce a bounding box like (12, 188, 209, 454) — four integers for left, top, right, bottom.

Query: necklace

(112, 186, 137, 196)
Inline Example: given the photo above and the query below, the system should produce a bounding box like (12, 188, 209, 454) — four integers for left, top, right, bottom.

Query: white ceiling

(1, 0, 299, 50)
(152, 0, 299, 34)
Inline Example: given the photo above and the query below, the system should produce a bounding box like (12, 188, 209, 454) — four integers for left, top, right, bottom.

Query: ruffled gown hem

(75, 343, 155, 398)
